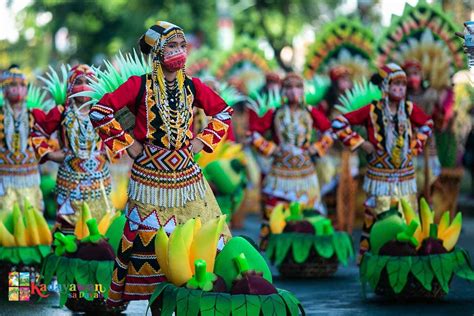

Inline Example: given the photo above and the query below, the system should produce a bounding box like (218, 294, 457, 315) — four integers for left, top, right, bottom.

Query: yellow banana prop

(438, 212, 462, 251)
(189, 215, 226, 274)
(98, 212, 113, 235)
(181, 218, 196, 252)
(75, 203, 92, 240)
(154, 227, 170, 277)
(269, 204, 286, 234)
(24, 207, 40, 246)
(167, 226, 193, 286)
(437, 211, 450, 237)
(194, 217, 202, 238)
(33, 208, 52, 245)
(0, 221, 16, 247)
(14, 216, 27, 247)
(12, 203, 27, 246)
(419, 198, 433, 240)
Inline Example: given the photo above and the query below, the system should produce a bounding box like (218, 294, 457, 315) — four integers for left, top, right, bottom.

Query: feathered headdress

(70, 50, 151, 133)
(304, 17, 376, 80)
(377, 0, 465, 90)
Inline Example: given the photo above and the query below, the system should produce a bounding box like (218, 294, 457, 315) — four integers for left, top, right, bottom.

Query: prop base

(279, 249, 339, 278)
(375, 269, 448, 300)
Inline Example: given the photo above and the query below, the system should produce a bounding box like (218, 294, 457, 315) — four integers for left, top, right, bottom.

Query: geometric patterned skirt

(53, 155, 114, 235)
(107, 180, 231, 306)
(259, 148, 320, 250)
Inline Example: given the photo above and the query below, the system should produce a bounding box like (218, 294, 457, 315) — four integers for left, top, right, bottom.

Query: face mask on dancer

(162, 50, 186, 72)
(71, 76, 92, 104)
(388, 79, 407, 102)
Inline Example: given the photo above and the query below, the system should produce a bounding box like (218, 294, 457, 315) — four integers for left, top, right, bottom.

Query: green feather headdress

(71, 50, 151, 134)
(26, 85, 48, 109)
(38, 64, 69, 108)
(247, 88, 282, 117)
(335, 79, 382, 114)
(218, 82, 247, 108)
(72, 50, 151, 108)
(305, 75, 331, 106)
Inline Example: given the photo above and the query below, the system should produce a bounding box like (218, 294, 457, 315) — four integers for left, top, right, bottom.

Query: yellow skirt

(0, 186, 43, 213)
(107, 179, 231, 305)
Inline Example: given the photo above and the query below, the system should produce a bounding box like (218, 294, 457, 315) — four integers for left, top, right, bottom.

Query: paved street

(2, 214, 474, 315)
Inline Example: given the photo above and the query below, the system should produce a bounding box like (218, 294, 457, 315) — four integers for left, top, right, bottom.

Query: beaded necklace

(3, 102, 29, 153)
(151, 56, 191, 149)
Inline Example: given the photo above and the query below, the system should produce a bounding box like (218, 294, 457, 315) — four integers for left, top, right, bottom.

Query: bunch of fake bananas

(269, 202, 333, 235)
(195, 141, 245, 169)
(0, 200, 52, 247)
(269, 204, 289, 234)
(74, 202, 120, 240)
(110, 175, 129, 211)
(401, 198, 462, 251)
(155, 215, 226, 287)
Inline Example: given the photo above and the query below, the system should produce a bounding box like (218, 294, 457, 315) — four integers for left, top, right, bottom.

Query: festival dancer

(248, 72, 333, 250)
(0, 65, 43, 212)
(403, 60, 441, 200)
(318, 66, 353, 118)
(331, 63, 433, 262)
(31, 65, 115, 234)
(88, 21, 233, 306)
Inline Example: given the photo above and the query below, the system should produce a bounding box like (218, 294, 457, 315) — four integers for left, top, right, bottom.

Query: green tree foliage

(232, 0, 343, 70)
(1, 0, 218, 69)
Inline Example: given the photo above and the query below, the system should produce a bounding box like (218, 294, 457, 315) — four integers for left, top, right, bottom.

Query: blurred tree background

(0, 0, 219, 71)
(1, 0, 367, 72)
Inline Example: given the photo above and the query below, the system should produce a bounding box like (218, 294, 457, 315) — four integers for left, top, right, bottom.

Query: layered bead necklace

(152, 60, 191, 149)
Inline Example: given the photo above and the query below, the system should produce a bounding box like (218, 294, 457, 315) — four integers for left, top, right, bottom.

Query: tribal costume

(248, 73, 333, 250)
(88, 21, 232, 305)
(403, 60, 442, 195)
(332, 64, 433, 261)
(0, 67, 43, 212)
(31, 65, 114, 234)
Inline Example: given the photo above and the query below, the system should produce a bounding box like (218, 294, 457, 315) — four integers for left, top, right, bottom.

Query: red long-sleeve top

(247, 106, 333, 157)
(89, 75, 233, 155)
(331, 101, 433, 155)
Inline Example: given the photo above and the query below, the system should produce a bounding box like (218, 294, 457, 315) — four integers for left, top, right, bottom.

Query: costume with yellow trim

(332, 64, 433, 261)
(0, 66, 43, 212)
(88, 21, 232, 305)
(31, 65, 114, 235)
(248, 73, 333, 250)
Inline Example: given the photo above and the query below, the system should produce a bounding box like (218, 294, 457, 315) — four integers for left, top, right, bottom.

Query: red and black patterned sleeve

(192, 77, 234, 153)
(247, 108, 277, 157)
(410, 102, 434, 155)
(31, 105, 63, 163)
(89, 75, 141, 155)
(331, 104, 371, 151)
(309, 106, 334, 157)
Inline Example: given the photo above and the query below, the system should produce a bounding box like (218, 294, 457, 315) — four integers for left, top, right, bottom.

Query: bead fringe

(128, 177, 207, 208)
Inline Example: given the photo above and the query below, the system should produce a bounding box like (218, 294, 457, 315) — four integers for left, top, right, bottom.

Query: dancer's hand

(127, 141, 143, 159)
(47, 150, 66, 163)
(190, 138, 205, 153)
(361, 141, 375, 154)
